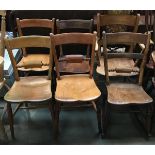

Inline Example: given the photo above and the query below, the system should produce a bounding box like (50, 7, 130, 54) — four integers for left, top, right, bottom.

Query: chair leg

(6, 102, 15, 139)
(1, 103, 7, 120)
(145, 104, 154, 137)
(53, 101, 61, 139)
(95, 98, 104, 138)
(48, 99, 55, 122)
(13, 103, 24, 116)
(102, 102, 110, 137)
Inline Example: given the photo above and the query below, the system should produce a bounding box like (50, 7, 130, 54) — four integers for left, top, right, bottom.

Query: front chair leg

(6, 102, 15, 139)
(95, 98, 104, 137)
(53, 101, 61, 139)
(48, 98, 55, 122)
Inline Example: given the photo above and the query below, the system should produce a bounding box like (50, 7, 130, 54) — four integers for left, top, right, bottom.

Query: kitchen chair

(96, 13, 140, 76)
(0, 11, 10, 121)
(56, 19, 93, 73)
(102, 32, 153, 137)
(16, 18, 55, 72)
(50, 33, 103, 137)
(4, 36, 54, 139)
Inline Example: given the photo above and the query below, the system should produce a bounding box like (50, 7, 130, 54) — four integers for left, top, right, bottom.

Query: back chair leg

(6, 102, 15, 139)
(145, 103, 154, 137)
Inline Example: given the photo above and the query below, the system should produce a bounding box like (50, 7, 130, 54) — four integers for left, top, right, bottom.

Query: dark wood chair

(4, 36, 54, 139)
(50, 33, 103, 137)
(102, 32, 153, 137)
(96, 13, 140, 76)
(16, 18, 55, 72)
(56, 19, 93, 73)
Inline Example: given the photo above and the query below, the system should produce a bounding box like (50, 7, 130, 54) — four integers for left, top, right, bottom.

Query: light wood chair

(56, 19, 93, 73)
(4, 36, 54, 139)
(16, 18, 55, 72)
(50, 33, 103, 137)
(96, 13, 140, 76)
(102, 32, 153, 137)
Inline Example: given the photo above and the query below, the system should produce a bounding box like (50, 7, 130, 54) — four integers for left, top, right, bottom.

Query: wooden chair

(50, 33, 103, 137)
(0, 11, 10, 142)
(56, 19, 93, 73)
(16, 18, 55, 72)
(4, 36, 54, 139)
(102, 32, 153, 137)
(96, 13, 140, 76)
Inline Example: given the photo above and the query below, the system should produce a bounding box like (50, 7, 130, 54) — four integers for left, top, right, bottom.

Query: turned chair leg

(6, 102, 15, 139)
(53, 101, 61, 139)
(95, 98, 104, 138)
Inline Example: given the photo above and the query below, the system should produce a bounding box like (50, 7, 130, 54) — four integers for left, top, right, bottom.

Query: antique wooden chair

(4, 36, 54, 139)
(16, 18, 55, 72)
(102, 32, 153, 137)
(0, 10, 8, 143)
(50, 33, 103, 137)
(96, 13, 140, 76)
(56, 19, 93, 73)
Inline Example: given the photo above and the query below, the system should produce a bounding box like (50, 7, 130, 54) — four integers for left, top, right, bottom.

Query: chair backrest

(16, 18, 55, 55)
(97, 13, 140, 39)
(102, 32, 151, 85)
(0, 10, 6, 57)
(50, 33, 96, 79)
(56, 19, 93, 56)
(5, 36, 51, 81)
(0, 11, 6, 82)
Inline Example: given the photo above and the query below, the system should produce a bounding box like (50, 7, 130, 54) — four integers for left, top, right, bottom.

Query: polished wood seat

(16, 18, 55, 72)
(56, 19, 93, 73)
(56, 74, 100, 102)
(4, 36, 53, 139)
(4, 76, 51, 102)
(50, 33, 103, 137)
(151, 51, 155, 63)
(96, 13, 140, 76)
(107, 83, 152, 105)
(102, 32, 153, 137)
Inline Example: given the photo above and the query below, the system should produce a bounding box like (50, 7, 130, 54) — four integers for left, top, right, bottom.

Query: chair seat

(55, 74, 101, 102)
(4, 76, 52, 102)
(152, 51, 155, 64)
(107, 83, 153, 105)
(17, 54, 49, 71)
(96, 57, 139, 76)
(58, 61, 90, 73)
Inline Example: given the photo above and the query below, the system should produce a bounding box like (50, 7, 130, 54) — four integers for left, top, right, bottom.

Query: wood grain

(107, 83, 153, 105)
(4, 76, 52, 102)
(55, 74, 101, 102)
(96, 57, 139, 76)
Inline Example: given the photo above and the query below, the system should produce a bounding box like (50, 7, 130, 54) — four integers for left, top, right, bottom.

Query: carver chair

(16, 18, 55, 72)
(96, 13, 140, 76)
(50, 33, 103, 137)
(4, 36, 54, 139)
(102, 31, 153, 137)
(56, 19, 93, 73)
